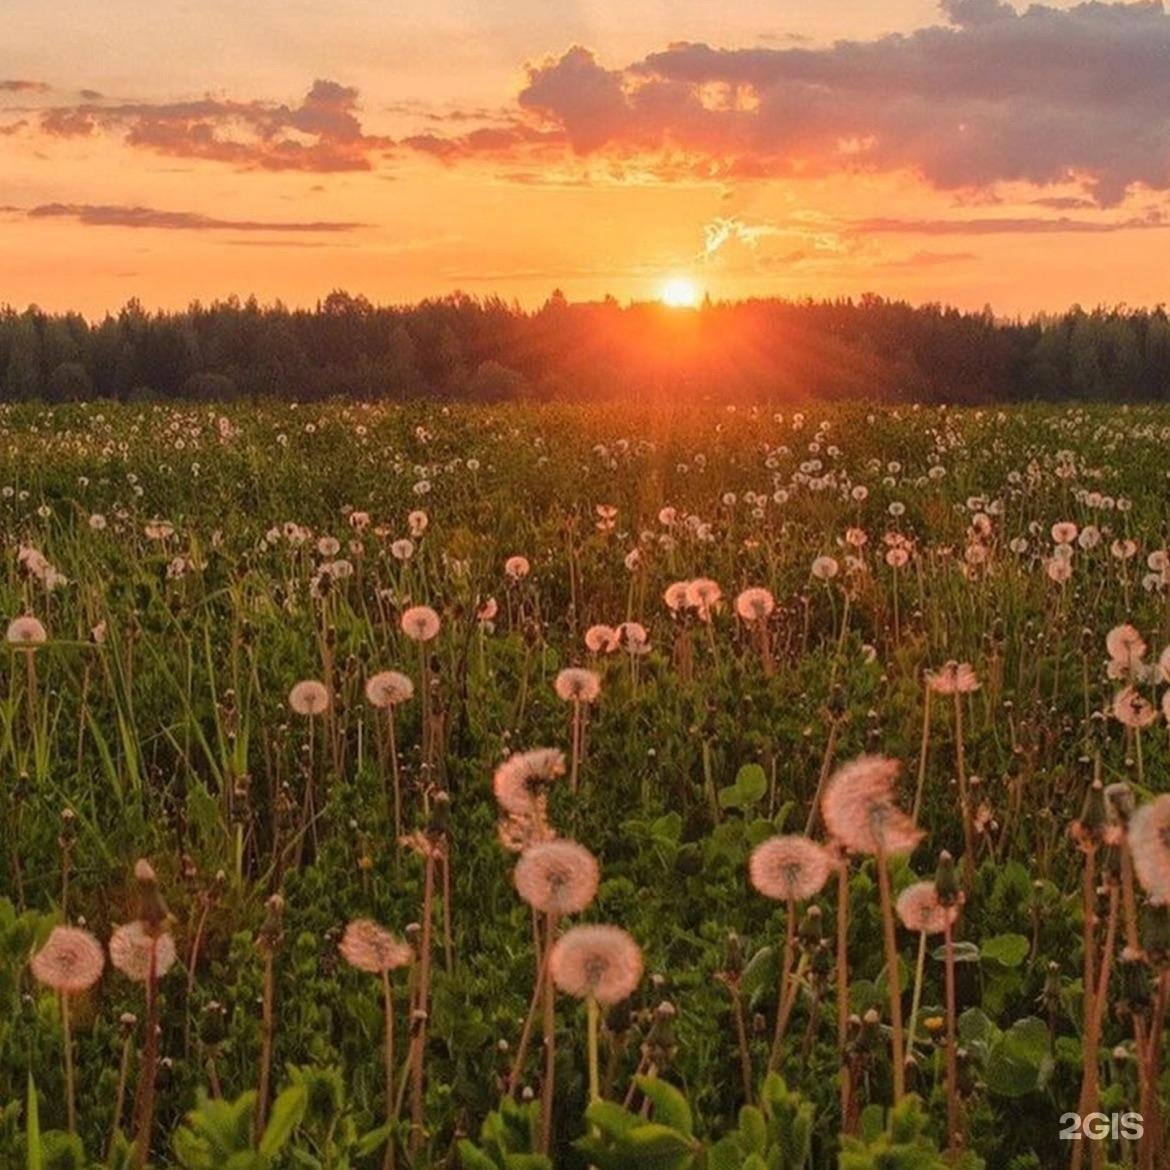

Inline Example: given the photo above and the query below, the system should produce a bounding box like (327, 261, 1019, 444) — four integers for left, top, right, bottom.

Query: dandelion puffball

(400, 605, 441, 642)
(31, 926, 105, 994)
(895, 881, 958, 934)
(749, 836, 833, 901)
(927, 661, 980, 695)
(339, 919, 414, 973)
(514, 840, 600, 915)
(555, 667, 601, 703)
(1129, 795, 1170, 903)
(365, 670, 414, 708)
(735, 587, 775, 623)
(288, 679, 331, 716)
(822, 754, 923, 857)
(109, 921, 177, 982)
(493, 748, 566, 816)
(6, 615, 47, 645)
(549, 924, 643, 1005)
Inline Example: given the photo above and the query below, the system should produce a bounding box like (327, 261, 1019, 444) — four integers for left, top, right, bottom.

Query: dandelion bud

(799, 905, 824, 947)
(1104, 782, 1135, 823)
(257, 894, 285, 953)
(723, 932, 744, 977)
(134, 859, 170, 930)
(934, 850, 962, 907)
(1072, 780, 1109, 852)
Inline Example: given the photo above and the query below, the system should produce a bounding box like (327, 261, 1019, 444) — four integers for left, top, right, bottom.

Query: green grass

(1, 398, 1168, 1169)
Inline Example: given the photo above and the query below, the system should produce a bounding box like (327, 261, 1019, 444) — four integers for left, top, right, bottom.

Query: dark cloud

(0, 80, 50, 93)
(851, 212, 1170, 234)
(37, 80, 394, 172)
(410, 2, 1170, 206)
(27, 203, 365, 232)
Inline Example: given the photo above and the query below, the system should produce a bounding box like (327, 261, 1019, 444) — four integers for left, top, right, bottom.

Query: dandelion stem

(875, 842, 906, 1104)
(944, 916, 960, 1157)
(61, 993, 76, 1135)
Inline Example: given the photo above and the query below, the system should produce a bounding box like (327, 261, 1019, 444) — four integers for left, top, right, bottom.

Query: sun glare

(659, 276, 701, 308)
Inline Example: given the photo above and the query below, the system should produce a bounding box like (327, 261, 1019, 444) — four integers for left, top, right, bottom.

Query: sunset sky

(3, 0, 1170, 317)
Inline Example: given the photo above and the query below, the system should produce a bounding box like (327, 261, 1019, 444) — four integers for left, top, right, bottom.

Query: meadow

(1, 398, 1169, 1170)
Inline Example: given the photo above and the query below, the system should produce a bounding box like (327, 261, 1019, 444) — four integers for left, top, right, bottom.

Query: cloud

(27, 203, 365, 232)
(409, 2, 1170, 206)
(873, 249, 978, 268)
(851, 212, 1170, 234)
(0, 80, 50, 93)
(36, 80, 394, 172)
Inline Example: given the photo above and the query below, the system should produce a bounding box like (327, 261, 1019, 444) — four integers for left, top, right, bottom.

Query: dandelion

(550, 925, 643, 1126)
(811, 555, 839, 580)
(366, 670, 413, 708)
(663, 581, 691, 612)
(686, 577, 722, 620)
(897, 880, 960, 1063)
(1130, 795, 1170, 903)
(554, 667, 600, 704)
(926, 661, 980, 696)
(823, 755, 920, 1103)
(515, 840, 600, 916)
(114, 860, 174, 1170)
(1051, 521, 1078, 544)
(365, 670, 413, 836)
(584, 624, 619, 653)
(505, 555, 531, 580)
(550, 924, 642, 1005)
(109, 921, 178, 983)
(822, 755, 922, 857)
(390, 538, 414, 561)
(750, 836, 832, 1072)
(340, 919, 412, 1168)
(493, 748, 566, 817)
(1106, 624, 1148, 680)
(288, 679, 330, 716)
(400, 605, 440, 643)
(735, 586, 775, 623)
(735, 587, 775, 674)
(555, 668, 601, 791)
(925, 663, 979, 886)
(407, 510, 428, 537)
(6, 614, 47, 645)
(1112, 686, 1158, 730)
(31, 925, 105, 1134)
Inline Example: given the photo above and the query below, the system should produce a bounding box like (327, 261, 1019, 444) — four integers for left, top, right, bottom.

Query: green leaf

(618, 1125, 695, 1170)
(932, 941, 981, 963)
(636, 1076, 693, 1136)
(585, 1100, 641, 1141)
(735, 764, 768, 806)
(737, 1104, 766, 1153)
(707, 1136, 745, 1170)
(457, 1140, 501, 1170)
(259, 1084, 307, 1157)
(985, 1017, 1053, 1098)
(980, 934, 1030, 968)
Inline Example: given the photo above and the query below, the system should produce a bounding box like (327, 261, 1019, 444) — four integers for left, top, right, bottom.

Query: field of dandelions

(1, 399, 1170, 1170)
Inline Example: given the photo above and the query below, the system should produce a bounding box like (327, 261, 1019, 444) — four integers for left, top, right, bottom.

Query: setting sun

(659, 276, 701, 308)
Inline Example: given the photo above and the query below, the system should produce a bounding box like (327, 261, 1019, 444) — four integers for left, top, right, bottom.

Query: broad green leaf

(637, 1076, 693, 1136)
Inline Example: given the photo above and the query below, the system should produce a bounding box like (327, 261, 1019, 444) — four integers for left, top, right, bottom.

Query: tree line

(3, 289, 1170, 404)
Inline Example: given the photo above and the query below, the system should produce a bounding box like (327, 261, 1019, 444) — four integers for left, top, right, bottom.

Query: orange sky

(3, 0, 1170, 317)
